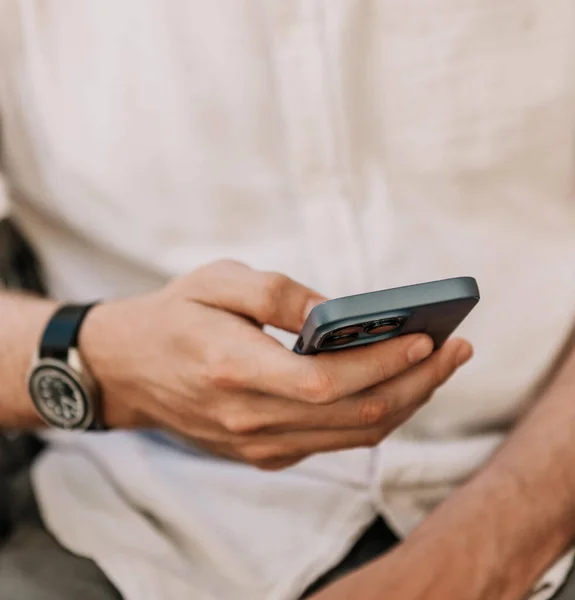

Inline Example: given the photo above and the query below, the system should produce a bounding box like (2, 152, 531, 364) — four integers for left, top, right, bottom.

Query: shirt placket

(263, 0, 366, 297)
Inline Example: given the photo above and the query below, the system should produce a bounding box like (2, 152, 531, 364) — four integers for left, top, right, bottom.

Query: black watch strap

(39, 303, 98, 361)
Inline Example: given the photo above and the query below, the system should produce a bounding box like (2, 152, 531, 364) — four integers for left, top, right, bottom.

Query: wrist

(314, 539, 475, 600)
(381, 539, 479, 600)
(79, 300, 149, 429)
(395, 537, 488, 600)
(398, 472, 541, 600)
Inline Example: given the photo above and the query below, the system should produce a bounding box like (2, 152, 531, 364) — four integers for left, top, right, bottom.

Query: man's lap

(1, 470, 574, 600)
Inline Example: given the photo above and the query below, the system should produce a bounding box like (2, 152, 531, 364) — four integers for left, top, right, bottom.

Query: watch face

(29, 363, 90, 429)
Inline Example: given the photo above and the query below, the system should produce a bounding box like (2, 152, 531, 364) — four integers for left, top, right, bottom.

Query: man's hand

(80, 260, 472, 469)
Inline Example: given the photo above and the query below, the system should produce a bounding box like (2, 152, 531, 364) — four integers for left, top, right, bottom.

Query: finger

(246, 338, 471, 432)
(185, 437, 301, 471)
(180, 259, 326, 333)
(178, 436, 248, 463)
(202, 387, 409, 435)
(284, 338, 471, 431)
(275, 333, 435, 404)
(365, 337, 473, 416)
(230, 426, 395, 469)
(157, 340, 472, 468)
(229, 342, 472, 467)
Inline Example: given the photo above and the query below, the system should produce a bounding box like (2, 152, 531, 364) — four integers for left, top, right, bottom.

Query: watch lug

(67, 348, 82, 372)
(30, 350, 40, 367)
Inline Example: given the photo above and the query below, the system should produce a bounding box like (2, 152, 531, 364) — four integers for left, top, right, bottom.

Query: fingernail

(456, 344, 473, 367)
(408, 337, 434, 364)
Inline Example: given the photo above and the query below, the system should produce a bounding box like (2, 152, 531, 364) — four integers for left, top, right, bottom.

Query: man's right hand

(80, 260, 472, 470)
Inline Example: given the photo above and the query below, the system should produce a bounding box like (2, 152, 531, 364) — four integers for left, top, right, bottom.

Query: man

(0, 1, 575, 599)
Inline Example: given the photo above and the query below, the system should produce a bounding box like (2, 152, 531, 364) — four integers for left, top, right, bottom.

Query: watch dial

(29, 365, 88, 429)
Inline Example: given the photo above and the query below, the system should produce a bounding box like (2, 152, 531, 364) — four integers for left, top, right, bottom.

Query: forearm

(404, 341, 575, 599)
(344, 342, 575, 600)
(313, 341, 575, 600)
(0, 291, 57, 427)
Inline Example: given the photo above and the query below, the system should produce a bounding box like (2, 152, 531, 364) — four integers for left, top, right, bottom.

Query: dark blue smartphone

(294, 277, 479, 355)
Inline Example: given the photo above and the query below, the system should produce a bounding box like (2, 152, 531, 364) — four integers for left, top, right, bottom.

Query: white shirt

(1, 1, 575, 598)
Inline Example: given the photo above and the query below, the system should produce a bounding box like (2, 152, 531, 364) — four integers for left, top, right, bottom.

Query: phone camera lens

(363, 317, 406, 335)
(320, 325, 363, 349)
(321, 332, 359, 348)
(330, 325, 363, 337)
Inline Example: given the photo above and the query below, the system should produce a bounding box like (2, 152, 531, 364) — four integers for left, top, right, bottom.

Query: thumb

(182, 259, 327, 333)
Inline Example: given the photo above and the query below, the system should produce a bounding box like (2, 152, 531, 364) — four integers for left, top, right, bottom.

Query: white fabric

(1, 0, 575, 598)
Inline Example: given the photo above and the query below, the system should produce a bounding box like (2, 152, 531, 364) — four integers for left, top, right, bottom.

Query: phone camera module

(363, 316, 406, 335)
(320, 332, 359, 348)
(320, 325, 363, 349)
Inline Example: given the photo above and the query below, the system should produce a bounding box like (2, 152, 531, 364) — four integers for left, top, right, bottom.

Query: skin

(311, 335, 575, 599)
(0, 259, 472, 470)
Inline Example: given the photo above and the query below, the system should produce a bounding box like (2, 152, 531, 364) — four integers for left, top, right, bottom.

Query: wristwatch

(28, 304, 106, 431)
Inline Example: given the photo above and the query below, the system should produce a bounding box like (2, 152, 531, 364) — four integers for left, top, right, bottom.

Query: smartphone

(293, 276, 479, 355)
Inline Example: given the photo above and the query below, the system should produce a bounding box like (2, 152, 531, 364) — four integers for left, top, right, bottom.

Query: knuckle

(219, 406, 261, 435)
(357, 396, 387, 427)
(240, 443, 280, 465)
(257, 272, 290, 321)
(369, 351, 393, 382)
(359, 346, 392, 383)
(297, 368, 339, 404)
(204, 354, 241, 390)
(374, 362, 391, 384)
